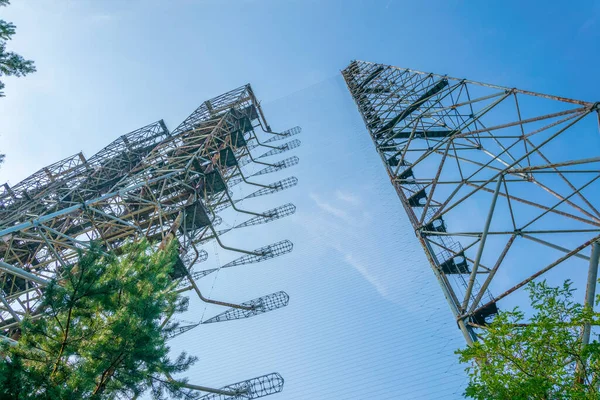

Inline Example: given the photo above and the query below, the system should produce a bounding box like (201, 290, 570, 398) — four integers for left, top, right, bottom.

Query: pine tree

(0, 239, 199, 399)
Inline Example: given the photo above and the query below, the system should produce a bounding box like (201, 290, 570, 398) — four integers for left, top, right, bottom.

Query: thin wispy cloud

(309, 192, 348, 220)
(344, 253, 389, 297)
(335, 190, 361, 206)
(305, 190, 393, 300)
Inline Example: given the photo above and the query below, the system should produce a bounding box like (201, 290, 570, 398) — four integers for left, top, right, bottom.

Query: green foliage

(0, 0, 36, 97)
(457, 280, 600, 399)
(0, 239, 198, 399)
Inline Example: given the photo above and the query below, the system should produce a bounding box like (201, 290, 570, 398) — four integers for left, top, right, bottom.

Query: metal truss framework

(0, 84, 301, 398)
(343, 60, 600, 344)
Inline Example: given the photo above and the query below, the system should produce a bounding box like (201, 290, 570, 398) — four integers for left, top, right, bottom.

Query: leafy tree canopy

(0, 239, 200, 399)
(0, 0, 36, 97)
(457, 280, 600, 400)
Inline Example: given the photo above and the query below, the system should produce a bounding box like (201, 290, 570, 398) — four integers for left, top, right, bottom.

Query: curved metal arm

(235, 166, 273, 189)
(243, 146, 277, 167)
(246, 130, 280, 149)
(222, 187, 268, 218)
(184, 244, 254, 311)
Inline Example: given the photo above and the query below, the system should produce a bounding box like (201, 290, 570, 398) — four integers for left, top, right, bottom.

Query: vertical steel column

(462, 177, 503, 311)
(582, 241, 600, 346)
(342, 60, 600, 349)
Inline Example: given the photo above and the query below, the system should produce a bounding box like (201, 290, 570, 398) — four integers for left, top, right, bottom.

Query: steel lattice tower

(0, 84, 301, 398)
(342, 60, 600, 344)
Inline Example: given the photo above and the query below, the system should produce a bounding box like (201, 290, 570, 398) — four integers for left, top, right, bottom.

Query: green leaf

(457, 280, 600, 399)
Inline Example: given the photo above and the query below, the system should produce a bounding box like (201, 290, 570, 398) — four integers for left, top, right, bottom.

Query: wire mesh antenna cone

(342, 60, 600, 344)
(0, 83, 302, 399)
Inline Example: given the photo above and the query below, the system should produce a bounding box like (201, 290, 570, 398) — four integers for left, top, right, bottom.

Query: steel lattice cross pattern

(342, 60, 600, 344)
(0, 83, 302, 398)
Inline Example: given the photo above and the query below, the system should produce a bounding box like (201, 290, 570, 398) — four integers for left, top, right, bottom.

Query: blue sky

(1, 0, 599, 183)
(1, 1, 600, 398)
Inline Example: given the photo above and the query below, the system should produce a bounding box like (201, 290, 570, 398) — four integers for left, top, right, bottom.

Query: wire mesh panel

(256, 140, 302, 160)
(251, 157, 300, 177)
(221, 240, 294, 268)
(197, 373, 285, 400)
(202, 291, 290, 324)
(264, 127, 302, 143)
(0, 83, 302, 398)
(234, 204, 297, 229)
(243, 178, 299, 200)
